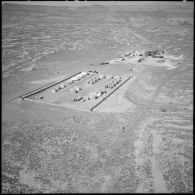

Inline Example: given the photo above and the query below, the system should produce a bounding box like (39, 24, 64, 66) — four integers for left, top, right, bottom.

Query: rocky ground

(2, 2, 193, 193)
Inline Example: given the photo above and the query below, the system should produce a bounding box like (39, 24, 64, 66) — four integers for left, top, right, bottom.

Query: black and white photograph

(2, 0, 193, 193)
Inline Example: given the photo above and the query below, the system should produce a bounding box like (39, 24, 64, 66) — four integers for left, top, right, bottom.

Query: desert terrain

(2, 2, 193, 193)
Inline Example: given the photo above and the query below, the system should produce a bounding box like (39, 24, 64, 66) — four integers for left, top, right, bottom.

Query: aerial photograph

(2, 0, 193, 193)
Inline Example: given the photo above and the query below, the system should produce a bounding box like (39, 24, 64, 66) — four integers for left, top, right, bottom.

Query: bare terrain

(2, 2, 193, 193)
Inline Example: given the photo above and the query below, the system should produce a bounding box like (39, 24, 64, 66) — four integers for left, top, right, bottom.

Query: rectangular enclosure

(22, 70, 133, 111)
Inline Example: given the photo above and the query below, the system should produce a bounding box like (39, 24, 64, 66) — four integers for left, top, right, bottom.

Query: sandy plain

(2, 2, 193, 193)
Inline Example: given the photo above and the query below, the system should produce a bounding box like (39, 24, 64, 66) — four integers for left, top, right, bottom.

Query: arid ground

(2, 2, 193, 193)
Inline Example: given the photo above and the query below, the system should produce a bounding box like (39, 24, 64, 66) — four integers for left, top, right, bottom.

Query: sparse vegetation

(2, 1, 193, 193)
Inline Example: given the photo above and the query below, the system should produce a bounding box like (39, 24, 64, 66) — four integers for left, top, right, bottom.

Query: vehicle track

(126, 68, 179, 133)
(112, 67, 181, 192)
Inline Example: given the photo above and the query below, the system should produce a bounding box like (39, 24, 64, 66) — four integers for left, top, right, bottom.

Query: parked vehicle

(100, 62, 109, 65)
(33, 96, 44, 100)
(73, 96, 83, 102)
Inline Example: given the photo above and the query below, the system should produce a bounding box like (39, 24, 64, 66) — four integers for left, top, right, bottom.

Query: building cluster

(99, 49, 165, 65)
(99, 50, 142, 65)
(144, 50, 164, 58)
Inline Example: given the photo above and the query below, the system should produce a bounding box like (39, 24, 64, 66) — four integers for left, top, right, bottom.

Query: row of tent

(33, 96, 44, 100)
(73, 89, 107, 102)
(105, 76, 121, 89)
(88, 74, 105, 84)
(68, 71, 89, 84)
(52, 84, 66, 93)
(51, 71, 97, 93)
(73, 75, 122, 102)
(87, 74, 118, 85)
